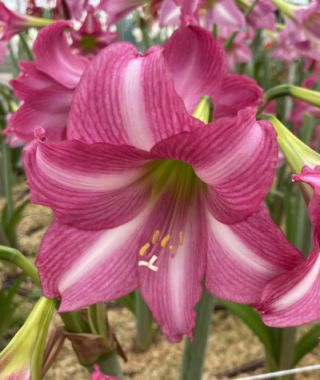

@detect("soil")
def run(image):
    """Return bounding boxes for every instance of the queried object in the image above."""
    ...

[1,190,320,380]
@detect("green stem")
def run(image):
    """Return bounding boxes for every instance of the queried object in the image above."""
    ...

[1,141,14,220]
[93,350,124,380]
[60,312,89,334]
[87,303,107,337]
[264,85,320,109]
[19,33,34,61]
[278,328,296,380]
[0,245,40,285]
[179,291,214,380]
[134,291,154,351]
[8,43,19,75]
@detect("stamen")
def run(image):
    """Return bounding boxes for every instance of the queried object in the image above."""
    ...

[151,230,161,244]
[160,234,171,247]
[169,245,176,253]
[139,242,151,256]
[179,231,184,246]
[138,255,159,272]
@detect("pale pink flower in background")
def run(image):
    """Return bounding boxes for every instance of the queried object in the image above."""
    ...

[70,5,117,55]
[0,2,32,40]
[98,0,146,24]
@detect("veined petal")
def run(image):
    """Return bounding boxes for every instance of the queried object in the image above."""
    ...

[138,191,206,341]
[6,98,70,143]
[68,43,201,148]
[163,25,225,114]
[24,139,153,229]
[292,166,320,246]
[37,217,146,311]
[152,108,278,224]
[259,251,320,326]
[205,205,303,304]
[33,21,88,89]
[214,74,263,119]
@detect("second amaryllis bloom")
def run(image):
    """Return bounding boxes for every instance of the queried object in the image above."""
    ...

[24,25,302,341]
[6,21,89,145]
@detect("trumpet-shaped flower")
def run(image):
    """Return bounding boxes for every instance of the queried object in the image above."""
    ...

[0,2,52,40]
[258,117,320,327]
[24,24,303,341]
[6,21,89,144]
[0,297,56,380]
[98,0,146,24]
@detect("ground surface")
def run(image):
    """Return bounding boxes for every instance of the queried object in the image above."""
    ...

[1,190,320,379]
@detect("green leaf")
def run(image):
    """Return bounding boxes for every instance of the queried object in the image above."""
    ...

[293,324,320,366]
[1,198,29,246]
[220,300,276,366]
[0,275,25,335]
[116,292,135,315]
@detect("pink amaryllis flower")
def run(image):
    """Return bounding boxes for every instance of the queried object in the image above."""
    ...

[6,21,88,145]
[70,6,117,55]
[98,0,146,24]
[0,2,52,40]
[24,25,302,341]
[159,0,245,31]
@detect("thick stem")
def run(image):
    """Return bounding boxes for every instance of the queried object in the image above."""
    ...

[1,142,14,223]
[278,328,297,380]
[134,291,154,351]
[19,33,34,61]
[179,291,214,380]
[0,245,40,285]
[94,350,124,380]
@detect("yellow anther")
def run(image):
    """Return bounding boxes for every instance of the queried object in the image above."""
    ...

[152,230,161,245]
[160,235,171,248]
[139,243,151,256]
[169,245,176,253]
[179,231,184,246]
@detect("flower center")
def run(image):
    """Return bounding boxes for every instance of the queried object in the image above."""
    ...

[137,96,211,272]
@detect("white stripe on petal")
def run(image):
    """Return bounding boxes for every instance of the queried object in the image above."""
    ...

[215,3,238,25]
[273,252,320,311]
[58,210,148,292]
[36,148,144,191]
[121,59,154,150]
[196,123,262,184]
[208,213,277,274]
[168,232,190,329]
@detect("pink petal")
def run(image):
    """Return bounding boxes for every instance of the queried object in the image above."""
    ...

[24,139,153,230]
[163,24,226,114]
[98,0,145,24]
[214,74,263,119]
[33,21,88,89]
[68,42,200,148]
[259,251,320,326]
[9,62,73,143]
[292,166,320,246]
[159,0,181,26]
[138,191,206,341]
[152,108,278,224]
[206,205,303,304]
[203,0,245,31]
[37,218,143,311]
